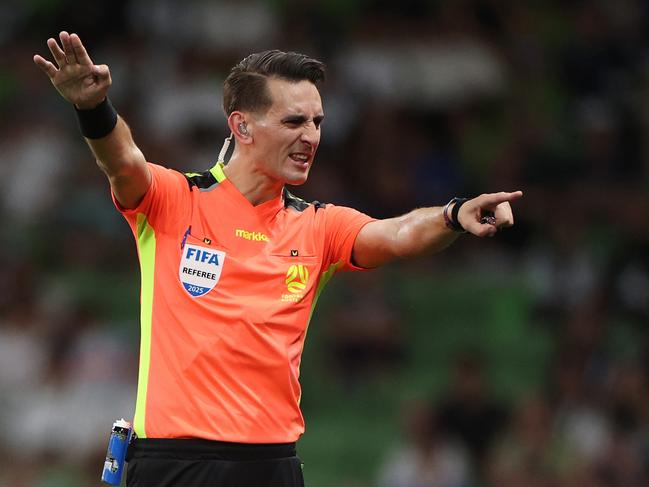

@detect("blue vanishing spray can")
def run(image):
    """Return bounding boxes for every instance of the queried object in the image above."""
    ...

[101,418,133,485]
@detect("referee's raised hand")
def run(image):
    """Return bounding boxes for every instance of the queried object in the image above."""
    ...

[33,31,111,110]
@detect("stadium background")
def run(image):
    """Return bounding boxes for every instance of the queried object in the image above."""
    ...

[1,0,648,485]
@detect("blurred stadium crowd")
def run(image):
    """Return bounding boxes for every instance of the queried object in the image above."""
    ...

[1,0,648,486]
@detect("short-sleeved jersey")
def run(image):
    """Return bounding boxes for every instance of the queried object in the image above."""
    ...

[115,162,374,443]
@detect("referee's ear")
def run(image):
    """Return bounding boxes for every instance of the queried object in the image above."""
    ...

[228,111,253,145]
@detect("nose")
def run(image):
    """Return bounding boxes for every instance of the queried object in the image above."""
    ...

[300,122,320,149]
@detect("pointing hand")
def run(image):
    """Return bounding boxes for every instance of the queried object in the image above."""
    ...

[458,191,524,237]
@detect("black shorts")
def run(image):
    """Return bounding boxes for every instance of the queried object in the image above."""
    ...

[125,438,305,487]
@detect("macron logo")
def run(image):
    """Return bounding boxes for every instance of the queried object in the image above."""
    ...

[235,229,269,242]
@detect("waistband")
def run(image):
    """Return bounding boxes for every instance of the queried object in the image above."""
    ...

[127,438,297,461]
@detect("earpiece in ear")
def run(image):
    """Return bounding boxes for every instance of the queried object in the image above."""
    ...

[238,122,248,136]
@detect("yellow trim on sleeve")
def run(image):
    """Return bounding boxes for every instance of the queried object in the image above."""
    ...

[307,260,343,325]
[133,213,156,438]
[297,260,344,405]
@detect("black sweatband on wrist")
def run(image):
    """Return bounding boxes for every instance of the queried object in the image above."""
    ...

[443,197,468,232]
[74,97,118,139]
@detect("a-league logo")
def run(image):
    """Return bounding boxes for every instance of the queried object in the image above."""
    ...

[285,264,309,294]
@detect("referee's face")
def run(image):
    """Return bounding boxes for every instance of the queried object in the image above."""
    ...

[250,78,324,185]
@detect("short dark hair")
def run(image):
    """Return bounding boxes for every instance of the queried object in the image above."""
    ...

[223,50,325,116]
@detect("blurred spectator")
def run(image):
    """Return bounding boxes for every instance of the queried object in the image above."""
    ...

[127,0,278,54]
[437,350,508,476]
[326,271,406,392]
[549,351,612,466]
[377,399,472,487]
[487,394,583,487]
[4,302,136,463]
[336,13,506,109]
[0,273,48,412]
[596,360,649,486]
[0,123,72,223]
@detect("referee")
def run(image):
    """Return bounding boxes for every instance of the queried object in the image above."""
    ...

[34,31,522,487]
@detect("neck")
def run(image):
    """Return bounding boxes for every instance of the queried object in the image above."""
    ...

[222,154,284,206]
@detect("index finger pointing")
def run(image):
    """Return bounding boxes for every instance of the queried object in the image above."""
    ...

[70,33,92,65]
[480,190,524,206]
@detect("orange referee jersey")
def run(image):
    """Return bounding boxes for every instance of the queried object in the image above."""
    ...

[114,162,374,443]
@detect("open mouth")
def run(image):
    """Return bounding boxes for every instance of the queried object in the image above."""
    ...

[289,152,311,166]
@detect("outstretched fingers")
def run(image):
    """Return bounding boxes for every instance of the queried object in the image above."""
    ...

[70,33,92,65]
[59,31,78,64]
[46,37,67,68]
[36,32,93,78]
[33,54,58,78]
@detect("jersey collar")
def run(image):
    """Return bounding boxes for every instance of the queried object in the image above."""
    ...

[211,161,285,216]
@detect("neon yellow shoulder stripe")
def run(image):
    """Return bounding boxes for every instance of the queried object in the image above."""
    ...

[133,213,156,438]
[186,162,227,183]
[210,161,227,183]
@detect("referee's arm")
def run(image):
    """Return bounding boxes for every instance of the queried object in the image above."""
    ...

[34,31,151,210]
[84,115,151,210]
[352,191,523,269]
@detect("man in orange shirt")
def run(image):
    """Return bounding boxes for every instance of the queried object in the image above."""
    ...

[34,31,522,487]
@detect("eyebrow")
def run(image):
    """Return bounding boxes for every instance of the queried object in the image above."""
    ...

[281,114,325,124]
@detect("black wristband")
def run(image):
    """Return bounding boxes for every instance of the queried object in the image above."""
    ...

[443,197,468,232]
[75,97,118,139]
